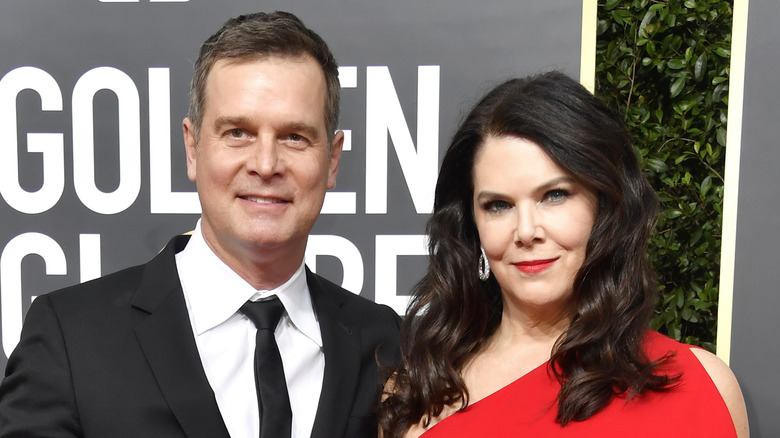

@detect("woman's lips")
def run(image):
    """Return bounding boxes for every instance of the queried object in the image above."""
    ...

[514,258,558,274]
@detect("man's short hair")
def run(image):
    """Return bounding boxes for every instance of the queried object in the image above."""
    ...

[188,11,340,143]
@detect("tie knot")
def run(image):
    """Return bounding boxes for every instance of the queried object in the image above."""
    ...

[240,296,285,330]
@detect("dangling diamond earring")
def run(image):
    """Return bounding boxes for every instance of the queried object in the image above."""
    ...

[478,247,491,281]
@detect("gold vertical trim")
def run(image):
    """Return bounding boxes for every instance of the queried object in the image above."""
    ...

[580,0,598,92]
[717,0,750,365]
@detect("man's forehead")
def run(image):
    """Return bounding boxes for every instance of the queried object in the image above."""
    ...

[208,54,323,79]
[200,56,329,132]
[203,55,326,104]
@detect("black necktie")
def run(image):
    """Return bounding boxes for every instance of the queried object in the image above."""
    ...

[240,297,292,438]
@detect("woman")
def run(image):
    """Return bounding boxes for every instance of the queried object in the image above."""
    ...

[379,72,748,437]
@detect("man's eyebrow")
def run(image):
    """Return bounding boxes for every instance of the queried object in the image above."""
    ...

[281,122,320,137]
[212,116,250,130]
[211,118,321,137]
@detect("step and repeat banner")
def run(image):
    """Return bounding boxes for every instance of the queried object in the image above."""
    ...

[0,1,587,368]
[723,0,780,435]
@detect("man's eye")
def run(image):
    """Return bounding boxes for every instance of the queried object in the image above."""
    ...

[282,133,310,149]
[229,129,244,138]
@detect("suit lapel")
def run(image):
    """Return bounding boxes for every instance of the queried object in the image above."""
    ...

[308,270,362,438]
[132,236,230,438]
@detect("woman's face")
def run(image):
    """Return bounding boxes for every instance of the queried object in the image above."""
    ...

[472,136,597,319]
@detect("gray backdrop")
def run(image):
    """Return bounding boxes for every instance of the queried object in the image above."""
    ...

[0,1,583,367]
[729,0,780,435]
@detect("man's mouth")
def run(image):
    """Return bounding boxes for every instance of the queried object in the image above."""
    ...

[240,196,287,204]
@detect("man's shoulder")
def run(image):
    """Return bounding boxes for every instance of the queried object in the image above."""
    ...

[307,270,401,370]
[307,270,401,326]
[43,260,146,307]
[43,235,185,309]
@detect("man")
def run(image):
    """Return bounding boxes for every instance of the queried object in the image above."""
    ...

[0,11,401,438]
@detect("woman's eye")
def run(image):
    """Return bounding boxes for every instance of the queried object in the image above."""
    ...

[545,189,569,203]
[484,200,511,213]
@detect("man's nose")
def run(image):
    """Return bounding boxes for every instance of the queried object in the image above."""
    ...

[247,137,283,178]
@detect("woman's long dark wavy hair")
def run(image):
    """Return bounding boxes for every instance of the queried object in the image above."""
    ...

[378,71,678,437]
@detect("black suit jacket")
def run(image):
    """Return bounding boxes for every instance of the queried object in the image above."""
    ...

[0,235,401,438]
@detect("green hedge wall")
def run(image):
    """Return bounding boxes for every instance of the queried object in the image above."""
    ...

[595,0,733,351]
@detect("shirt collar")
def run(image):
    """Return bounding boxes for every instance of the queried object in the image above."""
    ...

[177,220,322,347]
[249,263,322,348]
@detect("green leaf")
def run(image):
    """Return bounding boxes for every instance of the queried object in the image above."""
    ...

[694,52,707,81]
[716,127,727,146]
[639,9,657,38]
[670,74,687,98]
[700,176,712,196]
[649,3,667,17]
[668,59,686,69]
[690,228,703,245]
[645,157,669,173]
[667,210,684,219]
[714,47,730,58]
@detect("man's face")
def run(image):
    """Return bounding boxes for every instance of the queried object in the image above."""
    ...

[183,56,342,282]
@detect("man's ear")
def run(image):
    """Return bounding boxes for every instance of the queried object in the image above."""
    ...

[327,130,344,189]
[183,117,198,182]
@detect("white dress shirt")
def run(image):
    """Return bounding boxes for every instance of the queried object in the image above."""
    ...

[175,220,324,438]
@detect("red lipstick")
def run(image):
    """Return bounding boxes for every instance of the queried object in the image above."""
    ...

[514,258,558,274]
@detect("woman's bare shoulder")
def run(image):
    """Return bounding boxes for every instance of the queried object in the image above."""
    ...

[690,348,749,438]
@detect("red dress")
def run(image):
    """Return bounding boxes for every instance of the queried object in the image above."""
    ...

[421,331,736,437]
